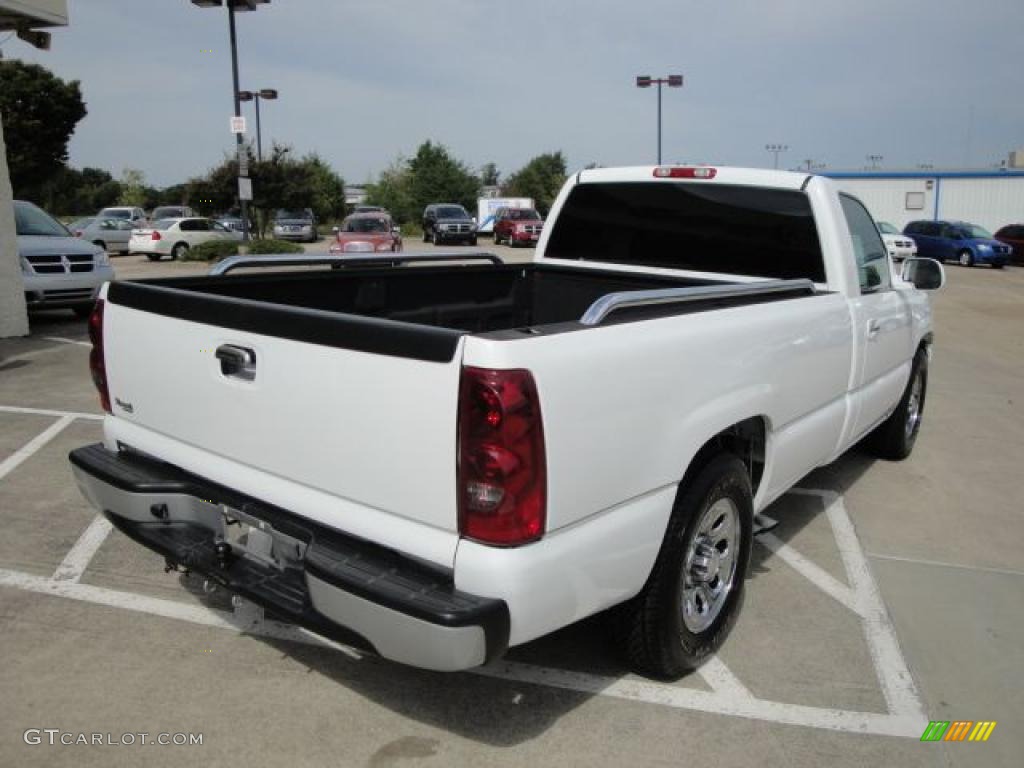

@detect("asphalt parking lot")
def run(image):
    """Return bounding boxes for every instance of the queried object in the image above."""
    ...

[0,254,1020,767]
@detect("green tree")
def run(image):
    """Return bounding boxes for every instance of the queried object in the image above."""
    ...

[365,158,415,224]
[479,162,500,187]
[302,152,346,223]
[0,60,87,199]
[503,151,568,215]
[118,168,147,207]
[407,140,480,216]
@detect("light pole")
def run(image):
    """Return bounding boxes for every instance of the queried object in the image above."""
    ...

[190,0,270,242]
[866,154,883,170]
[765,143,788,170]
[238,88,278,162]
[636,74,683,165]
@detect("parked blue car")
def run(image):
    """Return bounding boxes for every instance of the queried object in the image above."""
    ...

[903,220,1010,268]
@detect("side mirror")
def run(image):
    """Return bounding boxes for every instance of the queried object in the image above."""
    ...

[392,226,401,235]
[901,257,945,291]
[331,226,339,234]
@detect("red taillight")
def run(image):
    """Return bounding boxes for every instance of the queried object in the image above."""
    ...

[88,300,111,413]
[653,166,717,179]
[151,231,161,241]
[458,367,546,546]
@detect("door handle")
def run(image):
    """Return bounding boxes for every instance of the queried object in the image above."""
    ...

[215,344,256,381]
[866,319,882,341]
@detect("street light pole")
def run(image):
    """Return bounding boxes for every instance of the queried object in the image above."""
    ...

[192,1,271,241]
[636,74,683,165]
[238,88,277,162]
[226,3,249,241]
[765,143,788,170]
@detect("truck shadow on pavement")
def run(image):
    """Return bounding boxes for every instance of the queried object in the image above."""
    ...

[210,446,882,747]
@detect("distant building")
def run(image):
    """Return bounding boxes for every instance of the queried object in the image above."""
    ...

[344,185,368,207]
[1,0,69,338]
[822,168,1024,233]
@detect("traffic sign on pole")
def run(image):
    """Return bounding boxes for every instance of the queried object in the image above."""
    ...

[230,116,246,134]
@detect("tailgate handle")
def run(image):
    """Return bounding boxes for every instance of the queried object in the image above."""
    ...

[215,344,256,381]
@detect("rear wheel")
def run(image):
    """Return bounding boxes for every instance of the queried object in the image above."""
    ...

[611,453,752,679]
[868,349,928,460]
[432,230,442,246]
[470,235,477,246]
[146,253,162,262]
[992,262,1004,270]
[171,242,188,261]
[423,228,431,243]
[958,249,974,267]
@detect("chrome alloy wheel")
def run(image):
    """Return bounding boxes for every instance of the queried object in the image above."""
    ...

[682,497,740,633]
[905,369,923,440]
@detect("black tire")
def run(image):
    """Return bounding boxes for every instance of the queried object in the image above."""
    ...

[470,236,477,246]
[146,253,162,262]
[958,249,974,267]
[867,349,928,460]
[432,230,442,246]
[171,242,188,261]
[72,304,93,319]
[610,453,753,679]
[494,231,502,245]
[422,227,431,243]
[991,262,1004,270]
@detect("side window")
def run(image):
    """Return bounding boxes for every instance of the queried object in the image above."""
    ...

[179,220,197,232]
[193,219,210,231]
[922,222,940,236]
[840,195,891,294]
[904,222,920,235]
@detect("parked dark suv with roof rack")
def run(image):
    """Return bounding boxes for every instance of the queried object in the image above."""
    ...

[422,204,477,246]
[903,220,1010,268]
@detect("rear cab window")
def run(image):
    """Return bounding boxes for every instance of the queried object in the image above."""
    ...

[543,181,826,281]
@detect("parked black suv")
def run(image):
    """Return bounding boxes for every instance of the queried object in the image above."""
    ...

[422,204,477,246]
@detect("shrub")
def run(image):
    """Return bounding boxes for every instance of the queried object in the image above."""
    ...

[247,238,304,255]
[183,239,239,261]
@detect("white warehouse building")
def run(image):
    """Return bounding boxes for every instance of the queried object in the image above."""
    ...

[822,170,1024,235]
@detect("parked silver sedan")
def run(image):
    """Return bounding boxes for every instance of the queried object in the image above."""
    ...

[75,216,135,254]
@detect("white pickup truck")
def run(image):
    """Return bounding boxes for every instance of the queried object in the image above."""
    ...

[70,166,945,678]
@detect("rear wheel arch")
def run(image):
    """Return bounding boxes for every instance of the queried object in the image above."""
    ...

[679,416,768,502]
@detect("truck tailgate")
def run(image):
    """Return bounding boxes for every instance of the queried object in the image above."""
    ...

[101,285,465,568]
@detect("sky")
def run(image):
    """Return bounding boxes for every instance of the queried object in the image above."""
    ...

[3,0,1022,188]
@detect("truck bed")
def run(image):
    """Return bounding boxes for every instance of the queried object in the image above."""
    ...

[107,261,816,361]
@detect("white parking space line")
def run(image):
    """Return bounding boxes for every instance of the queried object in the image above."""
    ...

[0,405,103,421]
[42,336,91,348]
[0,415,76,482]
[825,496,925,719]
[53,515,114,583]
[476,661,926,738]
[0,566,925,739]
[0,475,928,738]
[698,655,753,699]
[755,531,864,617]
